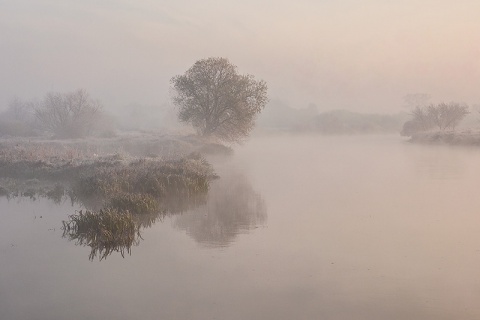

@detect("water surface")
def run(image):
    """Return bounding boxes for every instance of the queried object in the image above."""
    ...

[2,135,480,319]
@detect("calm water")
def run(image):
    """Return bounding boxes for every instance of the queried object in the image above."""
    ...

[2,135,480,320]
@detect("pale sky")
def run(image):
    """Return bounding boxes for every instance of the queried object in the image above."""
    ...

[1,0,480,113]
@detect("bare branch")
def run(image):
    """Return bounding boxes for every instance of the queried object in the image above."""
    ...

[34,89,103,138]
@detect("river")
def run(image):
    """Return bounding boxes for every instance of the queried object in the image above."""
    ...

[1,134,480,319]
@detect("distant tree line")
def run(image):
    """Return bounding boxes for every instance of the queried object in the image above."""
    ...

[257,101,408,134]
[256,100,470,136]
[315,110,407,134]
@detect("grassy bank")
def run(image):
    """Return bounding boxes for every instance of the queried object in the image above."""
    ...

[409,131,480,146]
[0,132,223,196]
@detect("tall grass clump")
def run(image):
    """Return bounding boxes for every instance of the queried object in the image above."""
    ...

[62,208,140,261]
[109,193,159,215]
[74,153,216,212]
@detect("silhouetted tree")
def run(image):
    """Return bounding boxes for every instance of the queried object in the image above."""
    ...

[171,57,268,143]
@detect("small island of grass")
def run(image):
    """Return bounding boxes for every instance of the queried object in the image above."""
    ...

[0,133,225,260]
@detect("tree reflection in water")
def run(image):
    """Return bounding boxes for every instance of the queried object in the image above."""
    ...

[62,171,266,258]
[173,172,267,247]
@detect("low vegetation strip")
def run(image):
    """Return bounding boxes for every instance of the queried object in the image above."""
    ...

[0,152,216,211]
[74,154,216,211]
[409,131,480,146]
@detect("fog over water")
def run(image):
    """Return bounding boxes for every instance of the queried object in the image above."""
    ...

[2,1,480,112]
[2,135,480,319]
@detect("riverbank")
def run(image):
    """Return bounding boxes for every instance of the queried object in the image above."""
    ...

[0,132,226,205]
[409,130,480,146]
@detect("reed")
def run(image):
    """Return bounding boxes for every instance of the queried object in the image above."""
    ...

[62,208,140,261]
[109,193,159,215]
[74,153,215,203]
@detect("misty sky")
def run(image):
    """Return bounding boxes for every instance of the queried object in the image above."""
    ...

[1,0,480,113]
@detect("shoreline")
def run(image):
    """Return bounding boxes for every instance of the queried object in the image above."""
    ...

[409,131,480,146]
[0,132,229,205]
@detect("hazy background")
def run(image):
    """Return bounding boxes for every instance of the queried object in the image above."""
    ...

[1,0,480,114]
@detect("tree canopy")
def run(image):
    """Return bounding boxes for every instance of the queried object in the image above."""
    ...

[171,57,268,143]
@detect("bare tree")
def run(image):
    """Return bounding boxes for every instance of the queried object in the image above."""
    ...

[170,57,268,143]
[35,89,102,138]
[426,102,469,131]
[411,106,435,131]
[402,102,469,136]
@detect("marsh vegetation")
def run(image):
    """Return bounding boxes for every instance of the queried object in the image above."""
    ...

[62,208,140,261]
[0,134,224,260]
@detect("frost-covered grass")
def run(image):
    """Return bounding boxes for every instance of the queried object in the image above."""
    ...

[75,154,213,198]
[74,153,215,213]
[0,131,232,161]
[0,133,219,194]
[0,152,216,212]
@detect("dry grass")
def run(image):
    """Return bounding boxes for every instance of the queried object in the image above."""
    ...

[74,153,215,212]
[62,208,140,261]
